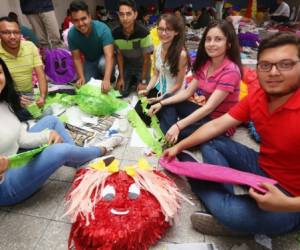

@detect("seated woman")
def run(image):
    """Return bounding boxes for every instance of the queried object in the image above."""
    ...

[190,8,211,29]
[135,13,189,125]
[149,20,242,145]
[0,58,122,206]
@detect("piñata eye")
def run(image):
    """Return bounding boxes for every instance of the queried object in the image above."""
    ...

[101,185,116,201]
[128,183,140,199]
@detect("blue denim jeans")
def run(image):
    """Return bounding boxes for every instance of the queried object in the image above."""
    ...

[159,100,210,141]
[84,55,106,82]
[0,116,101,206]
[178,136,300,235]
[121,59,150,97]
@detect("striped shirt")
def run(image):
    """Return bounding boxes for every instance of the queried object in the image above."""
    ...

[0,40,43,92]
[193,57,241,120]
[113,22,153,64]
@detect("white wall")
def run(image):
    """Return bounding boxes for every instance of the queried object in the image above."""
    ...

[0,0,104,28]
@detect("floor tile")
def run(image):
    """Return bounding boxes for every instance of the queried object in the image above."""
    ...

[272,233,300,250]
[0,213,49,250]
[35,221,70,250]
[204,236,264,250]
[121,147,158,166]
[52,200,72,223]
[163,193,204,243]
[0,210,8,219]
[49,166,77,183]
[10,180,70,219]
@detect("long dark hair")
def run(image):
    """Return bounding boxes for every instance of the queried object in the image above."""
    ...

[157,13,189,77]
[192,20,242,76]
[0,57,22,115]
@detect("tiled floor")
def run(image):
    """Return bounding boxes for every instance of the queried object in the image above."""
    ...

[0,125,299,250]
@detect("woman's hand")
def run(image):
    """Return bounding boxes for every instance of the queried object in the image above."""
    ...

[138,89,149,96]
[165,124,180,144]
[148,103,162,116]
[249,183,293,212]
[162,145,180,161]
[0,156,8,176]
[48,131,63,145]
[148,95,163,104]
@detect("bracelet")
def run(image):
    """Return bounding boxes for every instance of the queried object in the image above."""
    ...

[175,122,181,131]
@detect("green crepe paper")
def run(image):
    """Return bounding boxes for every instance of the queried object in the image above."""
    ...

[140,97,167,146]
[8,144,48,169]
[75,85,127,116]
[44,93,76,109]
[127,109,163,156]
[26,103,42,118]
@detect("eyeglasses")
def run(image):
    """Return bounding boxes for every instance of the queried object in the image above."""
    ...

[0,30,21,36]
[157,27,174,34]
[257,60,300,72]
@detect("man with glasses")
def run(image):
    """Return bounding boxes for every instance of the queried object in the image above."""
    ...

[0,16,47,116]
[67,0,114,93]
[112,0,153,97]
[163,32,300,236]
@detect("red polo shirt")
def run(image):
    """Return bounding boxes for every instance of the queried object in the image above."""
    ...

[229,87,300,196]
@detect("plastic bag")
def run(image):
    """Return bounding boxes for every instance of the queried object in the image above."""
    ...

[75,85,127,116]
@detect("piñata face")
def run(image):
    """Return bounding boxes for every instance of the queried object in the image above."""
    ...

[70,170,170,250]
[44,48,76,84]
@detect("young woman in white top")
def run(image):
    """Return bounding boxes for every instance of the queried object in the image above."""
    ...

[135,13,189,125]
[0,58,122,206]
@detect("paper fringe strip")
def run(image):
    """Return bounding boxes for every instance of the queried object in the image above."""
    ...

[159,157,277,193]
[8,144,48,169]
[140,96,166,144]
[127,109,163,155]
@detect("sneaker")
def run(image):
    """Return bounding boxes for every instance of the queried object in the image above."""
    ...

[96,134,124,151]
[190,211,248,237]
[84,133,103,147]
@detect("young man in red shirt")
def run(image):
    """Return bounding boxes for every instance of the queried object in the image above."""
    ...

[163,32,300,236]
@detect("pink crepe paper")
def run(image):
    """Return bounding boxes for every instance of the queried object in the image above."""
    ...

[159,157,277,193]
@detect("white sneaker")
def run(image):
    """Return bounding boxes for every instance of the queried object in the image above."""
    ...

[84,133,103,147]
[96,134,124,151]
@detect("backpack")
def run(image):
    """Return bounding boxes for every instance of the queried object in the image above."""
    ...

[44,48,76,85]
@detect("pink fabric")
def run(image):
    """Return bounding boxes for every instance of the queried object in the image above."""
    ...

[159,157,277,193]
